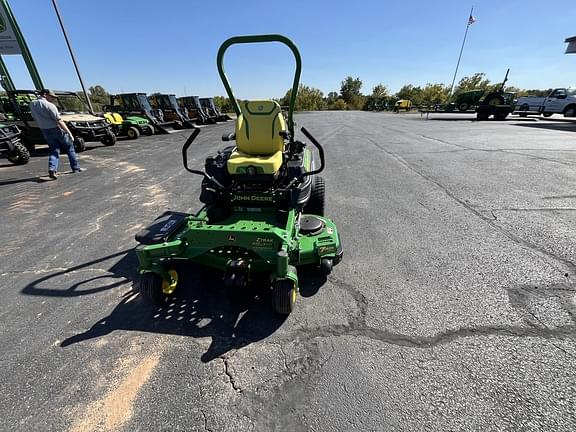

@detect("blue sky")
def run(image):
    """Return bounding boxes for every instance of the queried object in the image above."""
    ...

[5,0,576,99]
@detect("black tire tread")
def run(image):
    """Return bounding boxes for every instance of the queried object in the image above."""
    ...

[7,141,30,165]
[305,176,325,216]
[272,279,295,315]
[139,273,165,305]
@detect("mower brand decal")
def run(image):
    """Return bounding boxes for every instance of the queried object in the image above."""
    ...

[160,219,177,232]
[319,245,336,254]
[252,237,274,249]
[228,235,236,242]
[232,194,274,202]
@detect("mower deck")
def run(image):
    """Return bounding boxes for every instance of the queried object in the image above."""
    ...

[136,209,341,276]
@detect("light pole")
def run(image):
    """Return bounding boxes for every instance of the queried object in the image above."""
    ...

[50,0,94,113]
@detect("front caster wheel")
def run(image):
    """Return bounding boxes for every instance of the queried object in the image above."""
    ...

[272,279,297,315]
[321,258,333,276]
[139,269,178,305]
[139,272,165,305]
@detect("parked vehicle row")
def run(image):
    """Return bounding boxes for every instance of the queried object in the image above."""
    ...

[0,89,232,164]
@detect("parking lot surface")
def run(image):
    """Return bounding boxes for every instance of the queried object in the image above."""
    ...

[2,112,576,431]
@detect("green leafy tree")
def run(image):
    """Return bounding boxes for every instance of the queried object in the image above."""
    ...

[213,96,233,113]
[395,84,423,106]
[340,76,363,104]
[420,83,451,106]
[327,98,348,110]
[281,84,325,111]
[326,91,339,105]
[371,84,389,98]
[522,88,553,97]
[453,73,491,96]
[87,85,109,111]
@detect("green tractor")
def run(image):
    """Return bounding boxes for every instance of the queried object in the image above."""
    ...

[452,69,515,116]
[133,35,342,315]
[0,124,29,165]
[103,112,154,139]
[475,69,516,121]
[103,93,183,134]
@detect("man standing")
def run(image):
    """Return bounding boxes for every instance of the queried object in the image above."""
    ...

[29,89,83,179]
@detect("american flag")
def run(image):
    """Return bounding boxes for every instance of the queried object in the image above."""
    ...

[468,14,476,25]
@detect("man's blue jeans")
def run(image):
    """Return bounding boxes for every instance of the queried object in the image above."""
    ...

[42,128,80,172]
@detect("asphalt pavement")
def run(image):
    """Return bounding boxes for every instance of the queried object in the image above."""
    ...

[2,112,576,431]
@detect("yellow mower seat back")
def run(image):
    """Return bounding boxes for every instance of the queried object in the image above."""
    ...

[227,100,286,175]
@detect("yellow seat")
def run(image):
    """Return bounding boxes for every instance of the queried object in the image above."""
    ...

[227,100,286,175]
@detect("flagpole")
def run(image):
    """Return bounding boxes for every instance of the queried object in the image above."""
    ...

[449,6,474,95]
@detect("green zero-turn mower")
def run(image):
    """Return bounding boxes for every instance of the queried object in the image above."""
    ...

[134,34,343,315]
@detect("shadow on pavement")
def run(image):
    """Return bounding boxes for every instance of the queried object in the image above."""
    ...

[0,176,45,185]
[53,260,326,362]
[514,122,576,133]
[21,249,138,298]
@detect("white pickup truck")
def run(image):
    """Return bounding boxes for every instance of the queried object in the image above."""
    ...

[515,88,576,117]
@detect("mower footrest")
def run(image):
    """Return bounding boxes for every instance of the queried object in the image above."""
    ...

[135,211,188,245]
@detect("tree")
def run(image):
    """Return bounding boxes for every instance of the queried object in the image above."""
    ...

[327,98,348,110]
[326,91,339,105]
[280,84,325,111]
[340,76,363,104]
[371,84,389,98]
[213,96,233,113]
[88,85,109,111]
[395,84,423,106]
[453,73,491,96]
[420,83,451,106]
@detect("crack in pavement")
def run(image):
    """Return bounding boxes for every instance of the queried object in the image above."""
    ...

[221,356,242,393]
[381,126,576,167]
[359,133,576,276]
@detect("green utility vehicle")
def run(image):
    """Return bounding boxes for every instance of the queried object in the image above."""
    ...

[134,35,342,315]
[103,93,183,134]
[103,112,154,139]
[1,90,115,152]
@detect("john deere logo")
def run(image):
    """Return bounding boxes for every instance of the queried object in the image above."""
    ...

[0,15,6,33]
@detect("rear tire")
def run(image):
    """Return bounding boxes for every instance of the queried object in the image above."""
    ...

[485,95,504,106]
[7,141,30,165]
[145,125,155,136]
[272,279,297,315]
[127,127,140,140]
[563,105,576,117]
[73,136,86,153]
[304,176,325,216]
[139,272,165,305]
